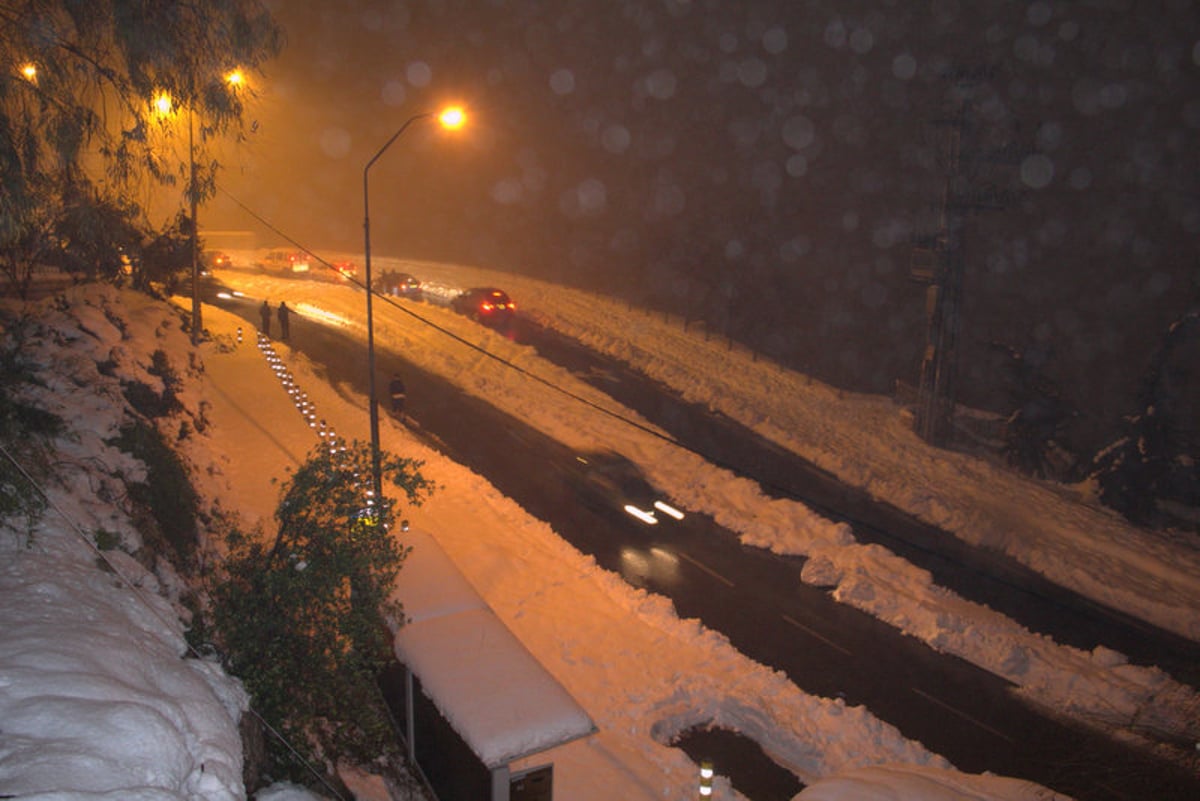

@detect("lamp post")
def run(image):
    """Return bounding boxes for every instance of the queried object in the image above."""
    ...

[153,92,190,328]
[155,70,245,345]
[188,99,200,344]
[362,106,465,514]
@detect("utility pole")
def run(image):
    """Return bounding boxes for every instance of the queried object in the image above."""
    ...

[911,73,1022,446]
[912,98,968,445]
[189,102,201,345]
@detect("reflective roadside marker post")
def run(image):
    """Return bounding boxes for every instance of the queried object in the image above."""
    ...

[236,326,242,346]
[699,759,713,798]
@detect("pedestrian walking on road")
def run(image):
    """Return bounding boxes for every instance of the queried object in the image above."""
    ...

[388,373,407,415]
[277,302,291,341]
[259,300,272,337]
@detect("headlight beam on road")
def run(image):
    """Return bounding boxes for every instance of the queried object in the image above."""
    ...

[653,500,684,520]
[623,504,658,525]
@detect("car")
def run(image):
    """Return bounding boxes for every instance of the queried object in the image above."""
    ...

[451,287,516,326]
[332,260,357,280]
[204,250,232,271]
[562,450,686,526]
[257,249,311,274]
[374,270,422,298]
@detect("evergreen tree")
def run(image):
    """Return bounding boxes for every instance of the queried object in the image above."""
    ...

[211,440,435,786]
[1090,311,1200,529]
[989,341,1079,480]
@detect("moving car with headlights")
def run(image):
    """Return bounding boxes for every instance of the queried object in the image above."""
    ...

[257,249,311,275]
[564,450,686,526]
[375,270,422,299]
[451,287,516,326]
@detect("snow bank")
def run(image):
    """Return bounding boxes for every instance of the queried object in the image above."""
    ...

[0,286,248,801]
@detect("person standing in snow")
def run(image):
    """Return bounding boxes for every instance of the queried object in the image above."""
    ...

[259,300,271,337]
[388,373,406,416]
[277,302,291,341]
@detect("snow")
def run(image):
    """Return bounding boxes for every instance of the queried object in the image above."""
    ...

[392,528,596,768]
[1,268,1196,801]
[0,287,248,801]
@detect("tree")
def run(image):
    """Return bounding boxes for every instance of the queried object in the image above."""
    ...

[210,440,436,787]
[1089,311,1200,529]
[0,1,282,292]
[0,171,58,298]
[988,341,1079,480]
[136,211,192,294]
[0,313,62,529]
[51,185,144,281]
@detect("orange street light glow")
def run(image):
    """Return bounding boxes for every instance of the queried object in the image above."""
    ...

[20,63,37,83]
[438,106,466,130]
[153,91,173,116]
[225,69,244,87]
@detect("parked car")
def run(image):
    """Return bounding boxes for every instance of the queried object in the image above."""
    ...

[374,270,422,299]
[451,287,516,326]
[257,249,311,274]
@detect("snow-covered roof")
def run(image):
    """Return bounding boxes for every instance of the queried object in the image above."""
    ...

[391,529,596,769]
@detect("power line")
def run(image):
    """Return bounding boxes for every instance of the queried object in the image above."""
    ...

[217,184,684,450]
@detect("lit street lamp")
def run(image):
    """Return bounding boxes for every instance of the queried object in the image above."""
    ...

[154,70,245,345]
[362,106,465,514]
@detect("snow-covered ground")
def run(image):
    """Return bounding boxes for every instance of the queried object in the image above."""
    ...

[1,262,1196,800]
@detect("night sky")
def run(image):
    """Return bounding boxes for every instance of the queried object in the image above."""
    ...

[200,0,1200,448]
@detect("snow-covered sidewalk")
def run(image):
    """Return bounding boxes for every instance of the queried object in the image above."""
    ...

[202,330,318,526]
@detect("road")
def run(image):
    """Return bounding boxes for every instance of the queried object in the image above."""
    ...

[511,319,1200,689]
[204,279,1200,801]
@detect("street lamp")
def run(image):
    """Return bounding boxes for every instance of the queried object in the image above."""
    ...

[187,92,199,345]
[153,91,173,117]
[362,105,466,515]
[190,69,246,345]
[153,70,246,345]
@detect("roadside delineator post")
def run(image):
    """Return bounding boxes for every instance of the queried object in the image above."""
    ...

[699,759,714,797]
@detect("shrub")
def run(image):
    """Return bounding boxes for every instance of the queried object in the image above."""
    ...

[210,440,435,785]
[121,349,183,419]
[109,420,199,564]
[93,528,122,550]
[0,316,63,529]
